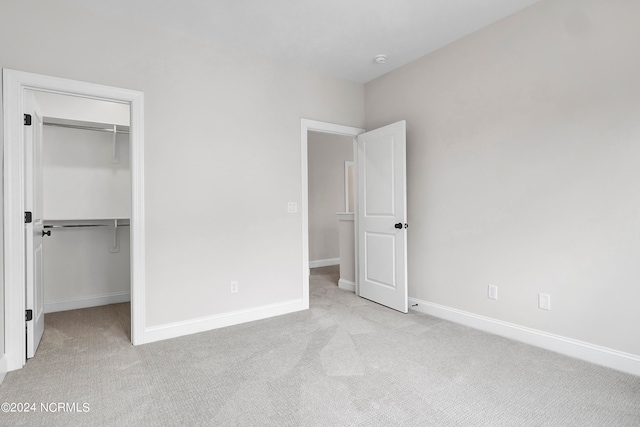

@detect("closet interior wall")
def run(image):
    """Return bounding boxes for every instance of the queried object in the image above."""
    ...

[36,92,132,313]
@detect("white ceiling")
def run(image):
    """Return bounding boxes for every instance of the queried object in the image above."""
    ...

[64,0,541,83]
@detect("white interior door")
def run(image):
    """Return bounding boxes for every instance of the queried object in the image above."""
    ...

[357,120,407,313]
[25,91,45,358]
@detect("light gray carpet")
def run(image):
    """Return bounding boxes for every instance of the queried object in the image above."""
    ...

[1,266,639,426]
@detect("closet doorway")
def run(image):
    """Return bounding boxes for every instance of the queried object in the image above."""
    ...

[35,91,131,354]
[3,69,146,372]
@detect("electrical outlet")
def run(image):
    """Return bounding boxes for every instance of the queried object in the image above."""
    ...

[287,202,297,213]
[488,284,498,300]
[231,281,238,294]
[538,293,550,310]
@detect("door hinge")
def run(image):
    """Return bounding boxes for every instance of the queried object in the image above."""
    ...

[25,211,33,223]
[26,309,33,321]
[24,114,32,126]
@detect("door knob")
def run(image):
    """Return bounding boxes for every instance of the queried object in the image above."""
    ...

[42,230,51,237]
[395,223,402,229]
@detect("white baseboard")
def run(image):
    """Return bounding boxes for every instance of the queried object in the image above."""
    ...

[409,297,640,377]
[309,258,340,268]
[143,298,307,344]
[0,355,7,385]
[44,291,131,314]
[338,278,355,292]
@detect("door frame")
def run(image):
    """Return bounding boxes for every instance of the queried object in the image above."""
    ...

[300,119,365,304]
[3,69,146,371]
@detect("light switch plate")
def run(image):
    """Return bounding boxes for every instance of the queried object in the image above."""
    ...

[539,293,551,310]
[488,284,498,300]
[288,202,297,213]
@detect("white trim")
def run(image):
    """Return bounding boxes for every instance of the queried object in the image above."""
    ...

[3,69,146,372]
[338,279,355,292]
[409,297,640,377]
[44,292,131,314]
[301,119,365,305]
[352,138,359,295]
[144,298,306,344]
[309,258,340,268]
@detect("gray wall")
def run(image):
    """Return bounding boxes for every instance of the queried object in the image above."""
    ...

[308,131,353,263]
[365,0,640,356]
[0,0,364,332]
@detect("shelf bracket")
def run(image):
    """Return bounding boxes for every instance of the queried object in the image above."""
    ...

[111,125,119,164]
[110,219,120,253]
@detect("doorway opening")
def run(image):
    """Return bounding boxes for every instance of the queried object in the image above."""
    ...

[2,69,146,372]
[301,119,409,314]
[35,91,132,356]
[307,130,355,290]
[300,119,365,307]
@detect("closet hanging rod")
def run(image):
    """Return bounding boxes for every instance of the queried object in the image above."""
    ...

[43,122,130,134]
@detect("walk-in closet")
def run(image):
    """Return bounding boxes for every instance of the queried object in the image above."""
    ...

[34,92,131,319]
